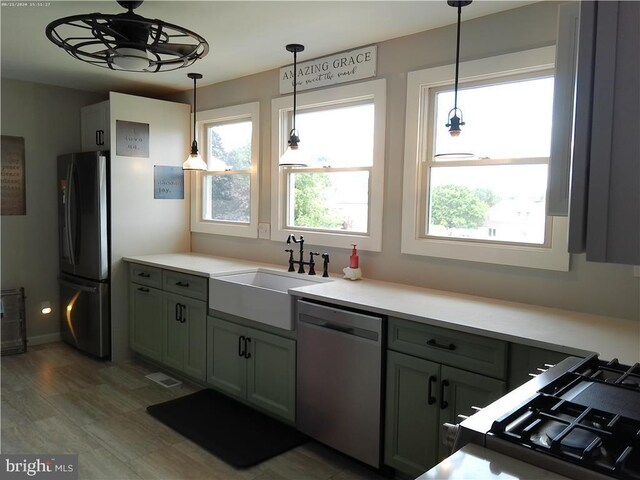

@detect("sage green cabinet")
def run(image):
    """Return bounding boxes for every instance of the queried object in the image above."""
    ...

[385,350,506,478]
[162,292,207,381]
[385,350,440,477]
[207,316,296,423]
[129,283,163,361]
[508,343,569,390]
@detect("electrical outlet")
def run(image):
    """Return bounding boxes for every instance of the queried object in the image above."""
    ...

[258,223,270,239]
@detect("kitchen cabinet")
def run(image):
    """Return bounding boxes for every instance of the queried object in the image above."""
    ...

[128,264,207,382]
[568,0,640,264]
[162,292,207,381]
[508,343,569,390]
[81,101,110,151]
[207,316,296,423]
[385,318,506,477]
[129,264,163,361]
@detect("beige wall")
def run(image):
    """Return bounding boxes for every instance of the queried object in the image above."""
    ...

[168,2,639,321]
[1,79,105,343]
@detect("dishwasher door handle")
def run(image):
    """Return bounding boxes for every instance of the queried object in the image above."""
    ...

[319,321,355,335]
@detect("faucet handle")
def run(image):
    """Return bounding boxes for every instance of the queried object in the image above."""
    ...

[308,252,320,275]
[321,253,330,277]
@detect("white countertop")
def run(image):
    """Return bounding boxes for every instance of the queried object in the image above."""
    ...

[416,444,570,480]
[124,253,640,363]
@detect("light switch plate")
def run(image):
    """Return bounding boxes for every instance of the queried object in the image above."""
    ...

[258,223,270,239]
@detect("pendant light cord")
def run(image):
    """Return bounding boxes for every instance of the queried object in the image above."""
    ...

[193,75,197,144]
[292,50,298,133]
[453,2,462,112]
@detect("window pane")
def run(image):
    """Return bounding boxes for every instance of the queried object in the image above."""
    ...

[427,165,547,244]
[434,77,554,160]
[207,121,252,170]
[294,103,374,167]
[288,171,369,233]
[204,174,250,223]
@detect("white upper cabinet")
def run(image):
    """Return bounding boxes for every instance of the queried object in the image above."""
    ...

[81,100,110,151]
[568,0,639,265]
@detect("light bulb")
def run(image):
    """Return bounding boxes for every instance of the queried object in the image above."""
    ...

[112,47,150,71]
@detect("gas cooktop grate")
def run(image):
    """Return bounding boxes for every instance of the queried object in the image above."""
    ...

[490,356,640,480]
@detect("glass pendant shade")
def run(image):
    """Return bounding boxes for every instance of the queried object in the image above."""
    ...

[183,72,207,171]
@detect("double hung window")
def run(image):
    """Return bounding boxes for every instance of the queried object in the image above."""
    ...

[271,80,386,251]
[401,47,569,270]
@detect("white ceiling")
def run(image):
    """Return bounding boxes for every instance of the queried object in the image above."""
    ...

[1,1,533,97]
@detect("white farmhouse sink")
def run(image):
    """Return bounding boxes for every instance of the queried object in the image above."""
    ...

[209,269,331,330]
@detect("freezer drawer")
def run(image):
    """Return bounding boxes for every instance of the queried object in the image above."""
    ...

[59,274,110,358]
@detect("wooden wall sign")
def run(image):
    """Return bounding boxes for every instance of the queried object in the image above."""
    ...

[279,45,377,94]
[116,120,149,157]
[154,166,184,199]
[1,136,26,216]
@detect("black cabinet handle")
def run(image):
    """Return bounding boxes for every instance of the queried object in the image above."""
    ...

[175,303,181,322]
[175,281,189,288]
[440,379,450,410]
[244,337,252,359]
[138,272,151,278]
[95,130,100,146]
[179,304,186,323]
[427,339,456,351]
[428,375,437,405]
[137,287,150,293]
[238,335,246,357]
[97,130,105,145]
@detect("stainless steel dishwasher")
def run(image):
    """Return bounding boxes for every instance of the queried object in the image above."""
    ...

[296,299,384,468]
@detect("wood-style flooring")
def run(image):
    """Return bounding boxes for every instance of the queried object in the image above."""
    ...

[1,342,387,480]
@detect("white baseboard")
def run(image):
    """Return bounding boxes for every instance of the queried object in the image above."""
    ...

[28,332,61,346]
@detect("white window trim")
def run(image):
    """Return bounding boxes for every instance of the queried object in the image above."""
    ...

[270,79,386,251]
[191,101,260,238]
[401,46,570,271]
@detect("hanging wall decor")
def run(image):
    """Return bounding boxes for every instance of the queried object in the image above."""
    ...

[116,120,149,157]
[1,136,26,216]
[154,165,184,199]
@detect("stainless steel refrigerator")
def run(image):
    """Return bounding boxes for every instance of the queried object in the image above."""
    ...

[57,151,110,358]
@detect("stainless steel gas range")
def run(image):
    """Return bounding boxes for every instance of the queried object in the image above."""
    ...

[451,354,640,480]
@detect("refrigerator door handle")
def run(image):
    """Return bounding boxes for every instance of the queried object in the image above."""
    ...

[59,279,98,293]
[64,161,76,265]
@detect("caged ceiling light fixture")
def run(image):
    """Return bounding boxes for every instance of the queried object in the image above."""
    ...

[445,0,472,137]
[183,73,208,171]
[279,43,310,167]
[45,1,209,73]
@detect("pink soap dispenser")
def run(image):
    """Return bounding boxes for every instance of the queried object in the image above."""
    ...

[349,244,359,268]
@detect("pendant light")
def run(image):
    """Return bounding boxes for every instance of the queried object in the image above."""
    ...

[183,73,208,171]
[45,1,208,73]
[445,0,472,137]
[280,43,309,167]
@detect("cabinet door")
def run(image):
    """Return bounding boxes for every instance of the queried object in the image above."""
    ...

[508,344,569,390]
[246,327,296,423]
[81,102,109,151]
[206,317,246,399]
[181,296,207,382]
[129,283,163,361]
[384,350,440,478]
[162,294,185,373]
[438,365,506,459]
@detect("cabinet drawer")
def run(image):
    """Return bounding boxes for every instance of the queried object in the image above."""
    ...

[163,270,207,301]
[388,317,507,380]
[129,264,162,289]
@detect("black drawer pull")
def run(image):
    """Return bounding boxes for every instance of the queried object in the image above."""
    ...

[244,337,252,359]
[175,281,190,288]
[428,375,437,405]
[238,335,246,357]
[138,272,151,278]
[427,339,456,351]
[137,287,149,293]
[440,379,450,410]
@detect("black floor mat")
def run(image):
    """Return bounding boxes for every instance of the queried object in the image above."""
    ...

[146,389,306,468]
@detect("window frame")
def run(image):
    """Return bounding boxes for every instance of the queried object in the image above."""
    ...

[271,79,386,251]
[191,101,260,238]
[401,46,570,271]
